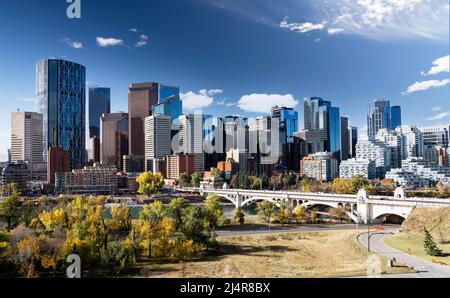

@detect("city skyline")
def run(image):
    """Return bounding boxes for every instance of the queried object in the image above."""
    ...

[0,0,449,161]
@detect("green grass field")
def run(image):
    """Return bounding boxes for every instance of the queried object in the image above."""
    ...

[385,232,450,266]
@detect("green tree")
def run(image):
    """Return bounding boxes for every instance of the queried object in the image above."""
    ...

[301,177,320,193]
[179,172,191,187]
[424,228,443,257]
[351,175,370,191]
[234,208,245,227]
[0,193,22,230]
[180,206,209,244]
[204,195,224,239]
[257,201,277,223]
[168,198,189,229]
[191,172,203,187]
[136,172,164,196]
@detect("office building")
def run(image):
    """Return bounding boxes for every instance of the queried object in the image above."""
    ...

[101,113,129,170]
[271,106,299,143]
[166,154,196,180]
[88,87,111,138]
[340,116,350,161]
[128,83,180,156]
[419,125,449,148]
[367,99,391,137]
[300,152,338,182]
[144,114,171,171]
[226,148,249,174]
[47,147,71,184]
[304,97,341,159]
[339,159,376,179]
[37,59,86,168]
[122,155,144,173]
[179,114,207,172]
[10,112,43,164]
[390,106,402,130]
[349,126,358,158]
[1,161,29,194]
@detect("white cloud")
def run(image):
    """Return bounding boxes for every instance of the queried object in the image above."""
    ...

[96,37,124,47]
[237,94,299,113]
[135,34,149,47]
[129,28,138,32]
[427,111,450,121]
[63,38,83,49]
[403,79,450,94]
[431,106,442,112]
[326,0,449,41]
[280,20,325,33]
[181,89,223,110]
[421,55,449,76]
[327,28,344,35]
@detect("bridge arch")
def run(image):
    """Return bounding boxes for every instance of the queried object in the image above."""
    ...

[241,197,282,208]
[373,213,406,224]
[302,202,358,223]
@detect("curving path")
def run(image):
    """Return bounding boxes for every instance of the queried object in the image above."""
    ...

[358,230,450,278]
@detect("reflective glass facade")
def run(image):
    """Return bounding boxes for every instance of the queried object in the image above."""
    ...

[89,87,111,138]
[368,99,391,137]
[328,107,341,160]
[271,106,299,143]
[152,84,182,125]
[37,59,86,168]
[390,106,402,130]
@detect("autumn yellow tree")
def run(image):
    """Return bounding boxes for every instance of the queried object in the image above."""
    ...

[136,172,165,196]
[332,178,355,194]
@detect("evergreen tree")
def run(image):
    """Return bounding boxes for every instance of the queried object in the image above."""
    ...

[423,228,443,257]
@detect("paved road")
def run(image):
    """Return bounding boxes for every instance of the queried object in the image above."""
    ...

[216,224,400,237]
[358,230,450,278]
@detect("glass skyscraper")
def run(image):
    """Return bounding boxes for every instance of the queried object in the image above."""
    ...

[271,106,299,143]
[304,97,340,159]
[37,59,86,168]
[367,99,391,137]
[390,106,402,130]
[89,87,111,138]
[152,84,182,125]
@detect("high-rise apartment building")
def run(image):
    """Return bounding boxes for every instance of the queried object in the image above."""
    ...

[101,113,129,170]
[88,87,111,138]
[37,59,86,168]
[300,152,338,182]
[10,112,43,164]
[165,154,196,180]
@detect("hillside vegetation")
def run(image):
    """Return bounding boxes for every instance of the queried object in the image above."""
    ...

[400,207,450,239]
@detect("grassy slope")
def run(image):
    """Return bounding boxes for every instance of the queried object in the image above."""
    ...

[384,207,450,267]
[135,230,411,278]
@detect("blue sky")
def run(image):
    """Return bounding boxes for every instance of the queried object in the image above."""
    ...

[0,0,449,161]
